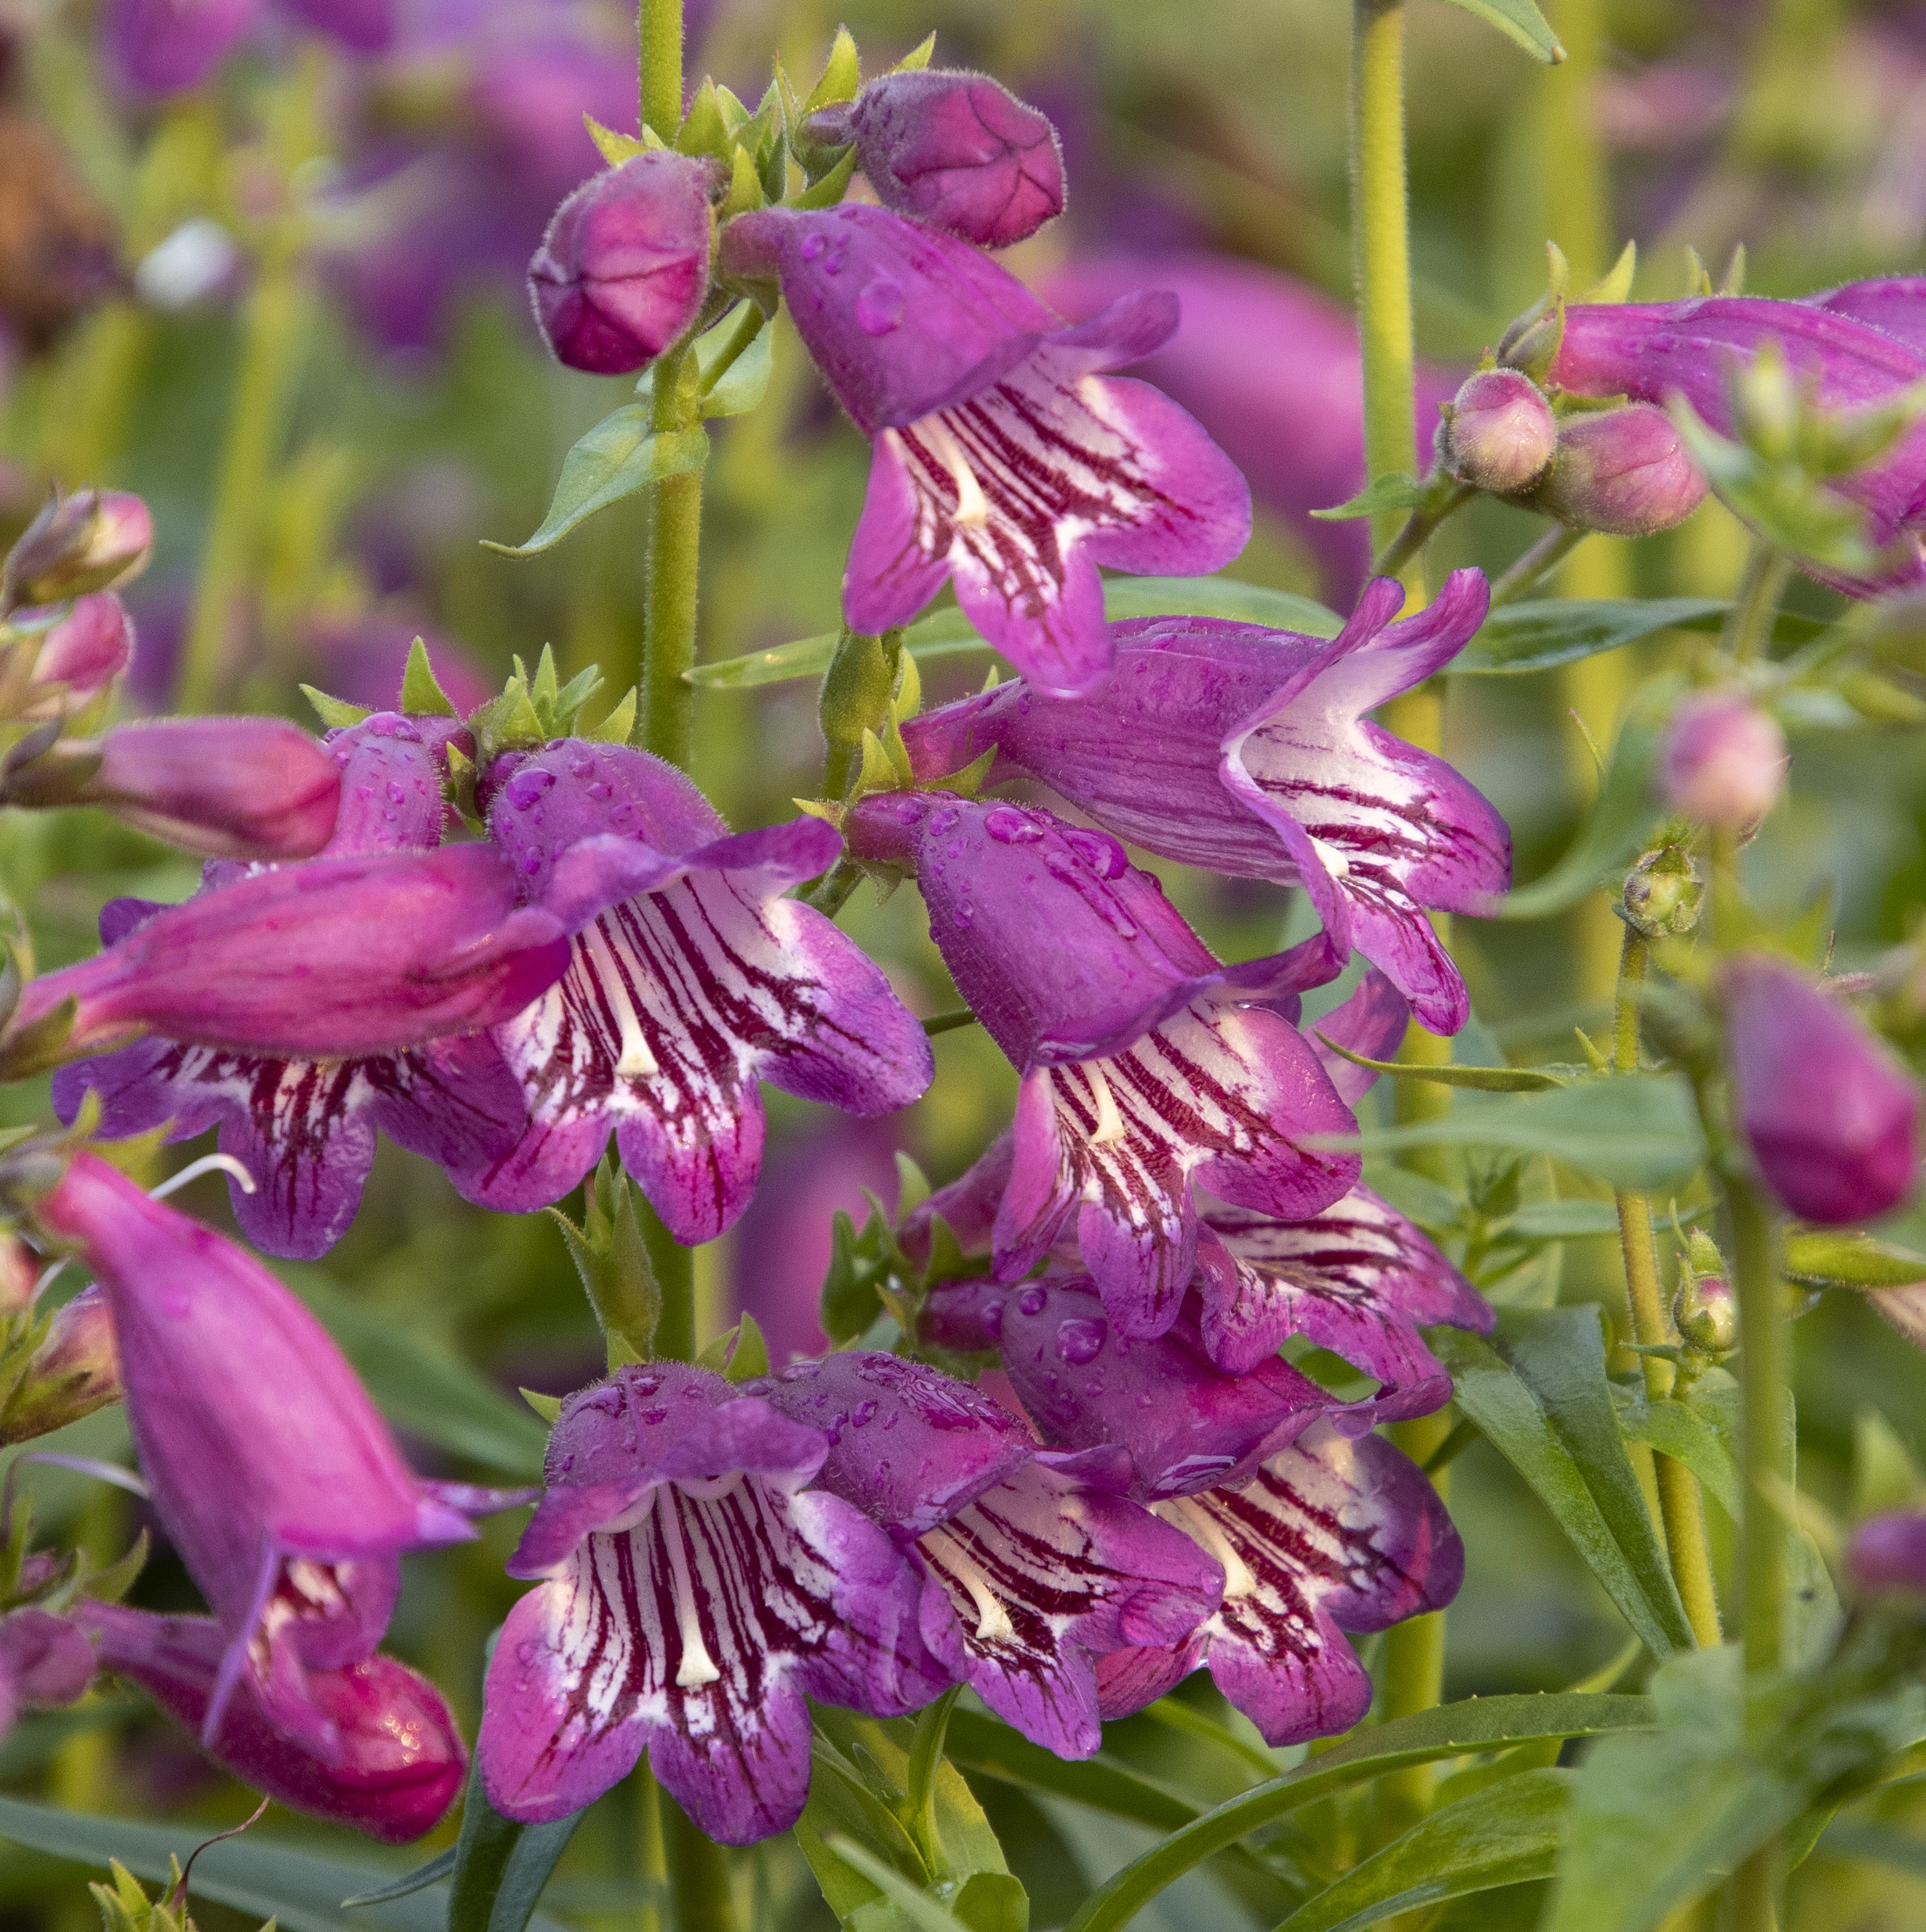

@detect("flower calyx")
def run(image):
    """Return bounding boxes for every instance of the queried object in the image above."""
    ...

[1619,843,1705,939]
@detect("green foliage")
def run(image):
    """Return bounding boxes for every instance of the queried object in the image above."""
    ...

[1433,0,1565,63]
[483,412,708,559]
[445,1759,583,1932]
[547,1154,660,1367]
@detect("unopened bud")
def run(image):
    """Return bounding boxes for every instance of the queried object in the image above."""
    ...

[1620,843,1704,938]
[1660,691,1787,827]
[527,153,715,376]
[0,1284,122,1443]
[832,70,1065,250]
[0,1236,38,1317]
[12,717,345,861]
[1527,404,1709,536]
[1673,1269,1738,1353]
[1,491,153,614]
[1439,369,1556,494]
[14,594,134,717]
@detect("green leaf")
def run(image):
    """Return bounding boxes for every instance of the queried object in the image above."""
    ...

[1617,1395,1740,1516]
[1506,1200,1623,1240]
[1435,0,1565,61]
[279,1266,550,1479]
[700,319,772,418]
[1783,1230,1926,1290]
[1432,1310,1695,1656]
[1313,1035,1566,1091]
[1311,473,1430,520]
[1493,674,1679,920]
[823,1839,971,1932]
[399,636,458,718]
[0,1795,497,1932]
[1449,599,1729,675]
[1326,1074,1705,1193]
[1063,1695,1652,1932]
[483,413,708,558]
[1818,1822,1926,1877]
[446,1759,583,1932]
[944,1710,1200,1833]
[1276,1769,1573,1932]
[340,1852,456,1908]
[686,578,1343,688]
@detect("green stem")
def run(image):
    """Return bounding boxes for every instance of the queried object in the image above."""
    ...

[905,1686,961,1879]
[639,0,684,138]
[1730,1172,1786,1688]
[177,245,312,711]
[663,1786,735,1932]
[1350,0,1422,591]
[804,856,864,918]
[643,1201,696,1362]
[1723,540,1792,667]
[1488,524,1587,606]
[642,342,705,768]
[698,305,765,398]
[1612,928,1722,1647]
[1371,482,1476,580]
[638,1761,668,1932]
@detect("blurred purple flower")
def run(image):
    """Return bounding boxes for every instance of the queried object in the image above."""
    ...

[0,1606,95,1741]
[102,0,390,95]
[479,1362,944,1844]
[720,204,1250,696]
[901,571,1507,1034]
[1044,255,1460,605]
[1660,690,1787,826]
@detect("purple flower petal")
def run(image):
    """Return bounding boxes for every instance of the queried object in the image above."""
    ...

[1098,1421,1462,1745]
[1197,1190,1490,1399]
[914,1459,1222,1760]
[1805,278,1926,356]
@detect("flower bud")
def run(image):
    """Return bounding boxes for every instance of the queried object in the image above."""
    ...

[1619,843,1703,938]
[0,1237,38,1318]
[0,1285,122,1444]
[828,70,1065,250]
[1,491,153,614]
[1725,953,1922,1225]
[1660,692,1787,828]
[1527,404,1708,536]
[2,718,343,862]
[1673,1269,1737,1355]
[527,153,714,376]
[1439,369,1556,494]
[16,595,134,717]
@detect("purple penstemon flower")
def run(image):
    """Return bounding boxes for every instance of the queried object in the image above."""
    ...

[478,1361,945,1845]
[900,571,1507,1035]
[1806,278,1926,356]
[1547,296,1926,595]
[846,790,1361,1339]
[923,1274,1461,1744]
[465,739,933,1244]
[718,203,1250,697]
[56,712,533,1259]
[78,1601,466,1843]
[752,1351,1222,1760]
[33,1153,520,1762]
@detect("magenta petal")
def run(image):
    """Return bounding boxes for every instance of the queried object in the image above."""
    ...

[1807,278,1926,356]
[845,434,957,637]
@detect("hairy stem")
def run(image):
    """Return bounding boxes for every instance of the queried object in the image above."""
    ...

[1350,0,1422,593]
[1374,1410,1453,1843]
[177,245,311,710]
[638,1762,668,1932]
[640,0,683,138]
[1723,540,1792,668]
[642,342,705,768]
[1371,482,1476,581]
[1612,928,1722,1646]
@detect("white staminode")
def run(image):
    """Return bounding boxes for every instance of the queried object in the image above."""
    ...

[650,1489,724,1689]
[584,919,659,1079]
[1084,1061,1127,1145]
[1156,1494,1256,1598]
[921,1521,1017,1645]
[914,418,992,528]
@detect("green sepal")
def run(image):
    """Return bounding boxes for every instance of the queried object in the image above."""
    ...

[299,684,372,730]
[399,635,459,718]
[1314,1034,1569,1091]
[717,142,766,219]
[794,147,858,210]
[695,1313,770,1381]
[892,33,935,72]
[800,26,861,118]
[584,115,648,164]
[520,1387,564,1425]
[585,688,638,744]
[675,78,734,161]
[547,1154,660,1365]
[1312,472,1429,521]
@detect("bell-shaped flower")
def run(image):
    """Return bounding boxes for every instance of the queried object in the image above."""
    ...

[719,203,1249,697]
[478,1362,944,1846]
[54,713,536,1258]
[11,836,569,1066]
[528,153,715,376]
[1097,1421,1462,1744]
[0,1606,96,1741]
[901,571,1506,1035]
[81,1601,465,1842]
[1724,953,1920,1225]
[33,1153,497,1761]
[819,70,1065,249]
[752,1351,1221,1760]
[467,740,932,1244]
[3,717,343,861]
[847,790,1360,1338]
[1549,296,1926,594]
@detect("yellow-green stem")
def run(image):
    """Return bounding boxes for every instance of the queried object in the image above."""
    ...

[638,1761,668,1932]
[177,247,312,711]
[1723,541,1792,668]
[1612,928,1722,1646]
[641,341,705,769]
[640,0,683,138]
[1374,1410,1452,1843]
[1350,0,1422,594]
[664,1786,735,1932]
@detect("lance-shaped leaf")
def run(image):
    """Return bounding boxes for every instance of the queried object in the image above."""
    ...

[1438,0,1564,61]
[447,1759,583,1932]
[1448,599,1727,675]
[1432,1310,1695,1657]
[1276,1768,1574,1932]
[484,414,709,558]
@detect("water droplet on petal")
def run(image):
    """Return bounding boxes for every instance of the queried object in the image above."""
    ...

[929,807,959,836]
[1055,1317,1107,1366]
[1016,1284,1047,1317]
[505,768,557,810]
[953,902,974,930]
[855,276,906,336]
[800,233,826,261]
[984,806,1043,844]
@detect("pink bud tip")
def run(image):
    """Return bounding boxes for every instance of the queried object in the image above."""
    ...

[1661,691,1787,827]
[1530,403,1709,536]
[1441,369,1556,493]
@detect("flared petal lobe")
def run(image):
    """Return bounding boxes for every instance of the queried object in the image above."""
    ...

[899,571,1507,1033]
[479,1365,943,1844]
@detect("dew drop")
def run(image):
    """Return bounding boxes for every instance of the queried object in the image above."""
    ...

[800,233,826,261]
[979,1299,1005,1338]
[928,806,959,837]
[1055,1317,1107,1366]
[586,781,612,801]
[850,1399,878,1428]
[984,805,1043,844]
[1016,1284,1047,1318]
[855,277,906,336]
[505,767,557,810]
[1061,827,1128,880]
[639,1407,668,1425]
[569,753,596,779]
[386,781,407,804]
[953,902,974,930]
